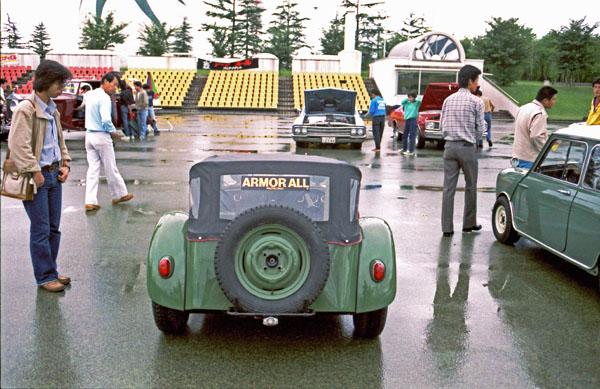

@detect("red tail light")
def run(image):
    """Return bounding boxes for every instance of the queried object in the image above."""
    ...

[372,260,385,282]
[158,257,172,278]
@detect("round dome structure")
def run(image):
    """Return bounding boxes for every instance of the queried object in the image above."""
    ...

[388,31,465,63]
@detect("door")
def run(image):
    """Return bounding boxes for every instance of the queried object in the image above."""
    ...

[512,138,587,252]
[564,145,600,269]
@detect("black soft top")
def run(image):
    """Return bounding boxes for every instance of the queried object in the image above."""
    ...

[188,154,362,244]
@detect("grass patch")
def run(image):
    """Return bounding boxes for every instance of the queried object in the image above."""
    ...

[501,81,591,121]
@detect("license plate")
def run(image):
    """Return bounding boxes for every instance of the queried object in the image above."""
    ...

[322,137,336,144]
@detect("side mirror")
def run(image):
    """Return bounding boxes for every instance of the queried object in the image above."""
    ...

[510,157,519,168]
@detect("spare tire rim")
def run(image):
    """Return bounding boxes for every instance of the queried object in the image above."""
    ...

[234,224,311,300]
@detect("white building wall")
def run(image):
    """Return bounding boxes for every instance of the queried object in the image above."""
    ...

[127,56,196,70]
[46,50,120,69]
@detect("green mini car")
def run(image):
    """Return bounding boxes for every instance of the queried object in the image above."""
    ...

[492,124,600,290]
[147,154,396,337]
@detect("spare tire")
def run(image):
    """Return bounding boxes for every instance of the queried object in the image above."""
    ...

[215,205,330,313]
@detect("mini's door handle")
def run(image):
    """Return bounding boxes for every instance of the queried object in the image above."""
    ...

[557,189,571,196]
[518,183,528,189]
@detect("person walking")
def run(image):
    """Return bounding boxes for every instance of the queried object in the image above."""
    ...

[118,80,134,140]
[84,72,133,212]
[143,83,159,135]
[476,89,495,148]
[367,89,386,151]
[400,91,421,156]
[512,86,558,169]
[586,77,600,125]
[7,60,73,292]
[440,65,486,237]
[134,81,149,140]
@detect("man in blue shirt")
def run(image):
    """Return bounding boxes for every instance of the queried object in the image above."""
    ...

[84,72,133,211]
[367,89,386,151]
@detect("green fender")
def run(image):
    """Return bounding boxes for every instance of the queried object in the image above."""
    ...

[147,211,188,310]
[356,217,397,313]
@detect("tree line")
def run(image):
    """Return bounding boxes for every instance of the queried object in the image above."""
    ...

[2,1,598,85]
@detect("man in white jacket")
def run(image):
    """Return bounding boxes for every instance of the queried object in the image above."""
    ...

[512,86,557,169]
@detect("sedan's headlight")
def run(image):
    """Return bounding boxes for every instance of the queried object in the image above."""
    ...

[357,128,365,136]
[425,121,435,130]
[301,127,308,134]
[350,128,357,135]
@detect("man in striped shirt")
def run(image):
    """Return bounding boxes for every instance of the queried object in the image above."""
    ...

[440,65,486,237]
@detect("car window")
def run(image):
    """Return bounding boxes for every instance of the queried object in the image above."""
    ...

[583,146,600,191]
[349,178,359,222]
[219,174,330,222]
[534,139,587,184]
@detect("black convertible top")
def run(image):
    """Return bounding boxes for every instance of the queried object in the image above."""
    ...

[188,154,362,244]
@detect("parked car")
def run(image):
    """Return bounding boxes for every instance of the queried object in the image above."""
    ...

[388,83,459,149]
[292,88,367,149]
[492,124,600,290]
[147,154,397,337]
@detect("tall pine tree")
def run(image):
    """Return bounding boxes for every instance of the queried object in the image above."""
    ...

[79,12,128,50]
[400,13,430,39]
[137,23,175,56]
[2,14,24,49]
[264,0,309,70]
[29,22,51,60]
[320,14,344,55]
[239,0,265,57]
[202,0,243,58]
[172,17,193,54]
[340,0,388,68]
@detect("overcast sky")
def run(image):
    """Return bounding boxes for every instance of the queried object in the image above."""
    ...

[1,0,595,58]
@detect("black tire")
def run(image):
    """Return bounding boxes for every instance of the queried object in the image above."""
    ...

[296,141,309,148]
[492,196,520,244]
[353,307,388,338]
[436,140,445,149]
[350,142,362,150]
[215,205,330,313]
[416,130,426,149]
[152,301,189,334]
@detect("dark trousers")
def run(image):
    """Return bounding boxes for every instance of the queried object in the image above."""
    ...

[23,169,62,285]
[441,141,478,233]
[402,118,418,152]
[372,116,385,149]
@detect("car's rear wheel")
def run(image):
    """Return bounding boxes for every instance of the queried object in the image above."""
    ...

[393,123,401,141]
[215,205,330,313]
[353,307,388,338]
[492,196,520,244]
[152,301,189,334]
[350,142,362,150]
[416,130,426,149]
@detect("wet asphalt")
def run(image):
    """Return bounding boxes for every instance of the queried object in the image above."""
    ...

[1,114,599,388]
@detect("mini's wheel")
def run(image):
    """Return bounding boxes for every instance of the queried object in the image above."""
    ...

[416,130,426,149]
[215,205,330,313]
[492,196,520,244]
[353,307,388,338]
[152,301,189,334]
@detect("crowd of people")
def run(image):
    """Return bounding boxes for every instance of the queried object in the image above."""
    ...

[3,58,600,292]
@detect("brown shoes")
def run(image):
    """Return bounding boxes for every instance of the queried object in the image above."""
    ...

[112,193,133,203]
[85,204,101,211]
[40,281,65,292]
[57,275,71,285]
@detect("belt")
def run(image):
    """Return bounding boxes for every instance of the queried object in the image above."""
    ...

[41,161,60,172]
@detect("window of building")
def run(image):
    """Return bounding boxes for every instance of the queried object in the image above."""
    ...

[397,70,458,95]
[397,70,419,95]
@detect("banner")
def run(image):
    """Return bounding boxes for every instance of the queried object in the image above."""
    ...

[1,54,18,64]
[197,58,259,71]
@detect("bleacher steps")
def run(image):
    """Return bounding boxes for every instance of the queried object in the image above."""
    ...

[277,76,296,115]
[182,73,205,112]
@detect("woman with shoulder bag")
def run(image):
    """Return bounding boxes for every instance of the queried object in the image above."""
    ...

[7,60,73,292]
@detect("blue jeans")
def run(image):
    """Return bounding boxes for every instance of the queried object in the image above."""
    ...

[148,107,159,133]
[517,159,533,169]
[23,169,62,285]
[120,105,131,138]
[484,113,492,141]
[137,109,148,138]
[402,118,417,152]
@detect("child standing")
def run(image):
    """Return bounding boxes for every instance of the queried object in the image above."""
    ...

[401,92,421,155]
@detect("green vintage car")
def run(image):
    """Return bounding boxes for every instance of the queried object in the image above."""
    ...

[147,154,396,337]
[492,124,600,290]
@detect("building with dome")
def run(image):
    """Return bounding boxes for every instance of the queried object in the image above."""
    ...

[369,32,485,105]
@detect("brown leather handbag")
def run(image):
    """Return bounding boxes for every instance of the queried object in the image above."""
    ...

[1,148,34,201]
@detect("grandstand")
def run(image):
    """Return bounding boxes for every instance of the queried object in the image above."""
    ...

[292,73,370,112]
[1,65,34,94]
[120,68,195,107]
[68,66,113,79]
[198,70,278,109]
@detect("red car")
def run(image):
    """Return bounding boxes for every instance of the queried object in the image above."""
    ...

[388,83,459,149]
